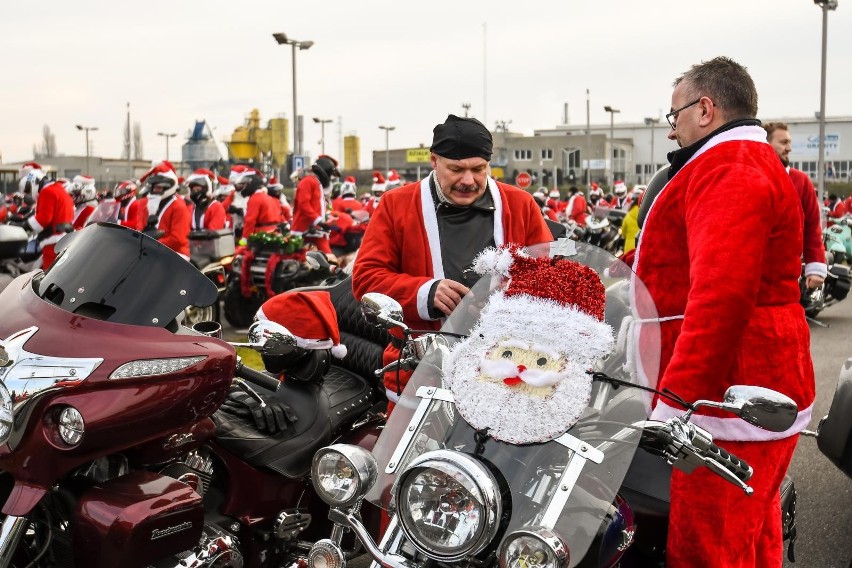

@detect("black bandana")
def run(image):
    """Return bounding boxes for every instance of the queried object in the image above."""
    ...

[430,115,493,160]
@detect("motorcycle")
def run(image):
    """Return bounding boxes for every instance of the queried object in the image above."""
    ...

[582,204,621,254]
[800,254,851,324]
[0,225,32,295]
[223,227,337,329]
[187,228,237,326]
[0,222,390,568]
[824,216,851,265]
[304,240,802,568]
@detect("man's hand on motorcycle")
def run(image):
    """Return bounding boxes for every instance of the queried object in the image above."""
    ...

[433,279,470,316]
[806,274,825,289]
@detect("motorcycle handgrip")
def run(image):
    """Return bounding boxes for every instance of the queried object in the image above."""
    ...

[700,441,753,482]
[235,361,281,392]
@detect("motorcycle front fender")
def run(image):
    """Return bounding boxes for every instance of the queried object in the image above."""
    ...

[817,357,852,479]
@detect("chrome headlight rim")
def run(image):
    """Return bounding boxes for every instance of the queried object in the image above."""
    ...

[311,444,378,507]
[394,449,502,562]
[498,526,569,568]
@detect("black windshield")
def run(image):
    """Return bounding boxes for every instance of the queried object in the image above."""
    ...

[35,223,217,327]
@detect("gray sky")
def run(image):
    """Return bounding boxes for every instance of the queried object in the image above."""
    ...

[4,0,851,170]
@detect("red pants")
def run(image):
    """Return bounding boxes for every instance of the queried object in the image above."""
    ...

[667,436,798,568]
[41,244,57,270]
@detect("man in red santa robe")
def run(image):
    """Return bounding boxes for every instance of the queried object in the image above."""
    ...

[352,114,551,407]
[634,56,815,568]
[291,155,340,254]
[141,161,190,259]
[186,169,226,231]
[19,163,74,270]
[70,175,98,229]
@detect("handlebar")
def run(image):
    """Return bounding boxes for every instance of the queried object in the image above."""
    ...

[235,360,282,392]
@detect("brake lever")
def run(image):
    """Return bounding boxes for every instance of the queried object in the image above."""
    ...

[232,378,267,409]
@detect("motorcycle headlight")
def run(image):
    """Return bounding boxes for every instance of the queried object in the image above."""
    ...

[311,444,377,507]
[499,527,569,568]
[395,450,502,562]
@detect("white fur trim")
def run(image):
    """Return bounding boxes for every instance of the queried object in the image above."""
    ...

[39,234,65,247]
[417,278,440,321]
[804,262,828,278]
[471,247,517,278]
[27,216,44,233]
[650,400,815,441]
[331,344,347,359]
[419,177,444,279]
[488,177,504,246]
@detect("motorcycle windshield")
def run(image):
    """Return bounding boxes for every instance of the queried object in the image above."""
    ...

[84,201,122,226]
[33,223,218,327]
[366,240,661,566]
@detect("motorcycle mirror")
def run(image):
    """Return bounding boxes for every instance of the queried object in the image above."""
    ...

[722,385,798,432]
[237,320,298,352]
[361,293,407,331]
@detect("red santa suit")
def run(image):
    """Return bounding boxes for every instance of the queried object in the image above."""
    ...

[292,174,331,253]
[352,177,552,403]
[327,210,353,249]
[788,167,826,278]
[189,200,226,231]
[634,125,814,567]
[332,196,364,213]
[565,191,588,225]
[826,197,846,223]
[27,181,74,269]
[152,195,190,259]
[73,202,97,230]
[242,190,282,237]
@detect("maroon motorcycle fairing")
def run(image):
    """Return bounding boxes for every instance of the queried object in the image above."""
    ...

[0,273,236,516]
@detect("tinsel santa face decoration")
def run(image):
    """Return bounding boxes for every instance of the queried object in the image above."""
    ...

[443,246,614,445]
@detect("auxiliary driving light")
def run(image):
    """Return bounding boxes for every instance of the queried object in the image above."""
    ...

[499,527,569,568]
[311,444,378,507]
[308,538,346,568]
[58,406,85,446]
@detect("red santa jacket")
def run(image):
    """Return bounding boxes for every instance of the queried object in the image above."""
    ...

[328,210,353,248]
[188,200,226,230]
[73,203,97,230]
[155,196,190,258]
[788,167,826,276]
[353,177,552,330]
[634,125,814,442]
[120,196,146,231]
[243,191,282,237]
[332,196,364,213]
[292,175,326,233]
[28,181,74,247]
[565,192,588,225]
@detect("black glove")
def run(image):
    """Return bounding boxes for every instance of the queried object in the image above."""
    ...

[315,222,333,232]
[6,217,27,228]
[219,385,298,434]
[228,205,243,215]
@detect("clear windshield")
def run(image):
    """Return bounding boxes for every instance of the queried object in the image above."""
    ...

[366,240,661,566]
[84,201,122,226]
[34,223,218,327]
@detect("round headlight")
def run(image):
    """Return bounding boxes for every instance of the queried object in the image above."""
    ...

[311,444,377,507]
[395,450,502,562]
[58,406,85,446]
[308,539,345,568]
[499,527,569,568]
[0,382,13,445]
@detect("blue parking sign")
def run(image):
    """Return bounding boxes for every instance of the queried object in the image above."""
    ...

[293,155,305,173]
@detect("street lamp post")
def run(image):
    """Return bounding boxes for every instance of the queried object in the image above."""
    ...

[603,106,620,189]
[157,132,177,161]
[75,124,98,174]
[814,0,837,215]
[379,125,396,173]
[644,117,660,184]
[313,117,332,155]
[272,33,314,159]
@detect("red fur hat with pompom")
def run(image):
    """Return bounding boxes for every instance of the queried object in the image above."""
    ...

[256,291,347,358]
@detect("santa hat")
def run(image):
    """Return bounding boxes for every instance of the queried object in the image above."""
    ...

[217,175,230,187]
[549,189,560,199]
[19,162,45,178]
[229,164,249,184]
[72,175,96,189]
[341,176,357,198]
[386,169,401,189]
[186,169,215,192]
[140,161,178,185]
[255,291,347,359]
[371,170,386,193]
[613,180,627,195]
[471,246,613,360]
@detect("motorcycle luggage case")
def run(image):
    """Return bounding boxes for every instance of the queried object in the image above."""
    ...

[73,470,203,568]
[190,229,235,265]
[827,265,851,301]
[0,225,27,259]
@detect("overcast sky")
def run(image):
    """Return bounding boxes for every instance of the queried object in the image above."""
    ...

[3,0,851,171]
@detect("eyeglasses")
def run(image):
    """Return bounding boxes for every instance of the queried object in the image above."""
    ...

[665,98,702,129]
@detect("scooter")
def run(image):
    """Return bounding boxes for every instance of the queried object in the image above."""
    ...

[305,241,805,568]
[0,223,388,568]
[824,216,852,265]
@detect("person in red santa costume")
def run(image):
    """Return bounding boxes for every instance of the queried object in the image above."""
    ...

[363,171,386,215]
[234,168,282,239]
[186,169,226,231]
[609,180,631,210]
[70,175,99,229]
[266,177,293,223]
[565,185,588,226]
[634,57,815,568]
[352,114,551,408]
[18,163,74,270]
[764,122,826,290]
[113,180,144,230]
[140,161,191,259]
[332,176,364,213]
[291,155,340,254]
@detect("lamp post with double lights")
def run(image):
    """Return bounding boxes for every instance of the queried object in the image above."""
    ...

[272,33,314,159]
[814,0,838,214]
[157,132,177,161]
[379,125,395,173]
[75,124,98,174]
[313,117,332,155]
[644,117,660,183]
[603,106,620,189]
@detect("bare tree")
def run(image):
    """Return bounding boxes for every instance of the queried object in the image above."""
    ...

[33,124,57,159]
[132,122,144,160]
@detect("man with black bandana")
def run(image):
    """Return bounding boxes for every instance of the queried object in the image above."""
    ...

[633,56,814,568]
[352,115,551,407]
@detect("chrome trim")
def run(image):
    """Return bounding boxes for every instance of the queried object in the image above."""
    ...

[498,526,569,568]
[0,516,28,568]
[311,444,378,507]
[393,449,502,562]
[329,509,409,568]
[384,387,447,474]
[554,432,604,464]
[539,448,591,530]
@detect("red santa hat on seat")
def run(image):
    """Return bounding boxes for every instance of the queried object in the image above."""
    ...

[255,291,347,358]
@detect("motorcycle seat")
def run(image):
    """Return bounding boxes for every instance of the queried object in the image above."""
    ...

[212,364,373,478]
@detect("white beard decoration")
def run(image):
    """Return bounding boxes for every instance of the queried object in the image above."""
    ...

[443,247,614,445]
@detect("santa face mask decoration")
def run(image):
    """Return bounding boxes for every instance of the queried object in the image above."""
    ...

[443,246,614,445]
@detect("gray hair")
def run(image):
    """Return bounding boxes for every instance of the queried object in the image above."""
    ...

[674,56,758,121]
